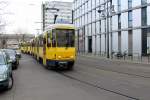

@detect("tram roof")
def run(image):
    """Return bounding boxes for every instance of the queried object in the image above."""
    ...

[45,24,75,31]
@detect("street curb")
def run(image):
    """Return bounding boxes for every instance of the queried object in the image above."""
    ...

[79,54,150,65]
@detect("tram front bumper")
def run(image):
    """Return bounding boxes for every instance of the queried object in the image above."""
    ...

[46,59,74,67]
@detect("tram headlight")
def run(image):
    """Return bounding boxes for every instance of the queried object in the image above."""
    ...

[70,56,74,58]
[58,56,62,59]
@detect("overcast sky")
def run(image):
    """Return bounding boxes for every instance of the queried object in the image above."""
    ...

[1,0,73,35]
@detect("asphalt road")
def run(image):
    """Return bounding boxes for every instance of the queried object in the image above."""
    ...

[0,54,150,100]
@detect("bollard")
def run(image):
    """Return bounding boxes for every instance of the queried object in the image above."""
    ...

[148,54,150,63]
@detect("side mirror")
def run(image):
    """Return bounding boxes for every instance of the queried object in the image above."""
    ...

[8,59,13,64]
[16,53,21,59]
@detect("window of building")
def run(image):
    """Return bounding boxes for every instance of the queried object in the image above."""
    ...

[83,4,85,14]
[76,9,78,18]
[141,7,147,26]
[96,8,100,20]
[100,20,101,33]
[92,0,96,9]
[88,12,92,23]
[80,17,82,27]
[96,21,100,34]
[85,14,88,24]
[80,6,83,15]
[85,25,88,36]
[88,24,92,35]
[142,28,147,55]
[82,16,85,26]
[128,11,132,27]
[88,0,91,11]
[118,14,121,29]
[128,0,132,9]
[128,30,133,54]
[79,0,81,6]
[85,2,88,13]
[77,18,80,27]
[141,0,147,5]
[92,10,96,22]
[118,0,121,12]
[79,7,81,17]
[96,0,100,7]
[92,23,96,35]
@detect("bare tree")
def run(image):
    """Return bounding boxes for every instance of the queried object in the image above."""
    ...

[14,28,30,42]
[0,0,7,48]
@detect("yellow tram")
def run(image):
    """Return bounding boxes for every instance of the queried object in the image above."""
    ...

[20,24,76,70]
[20,42,27,53]
[37,24,76,70]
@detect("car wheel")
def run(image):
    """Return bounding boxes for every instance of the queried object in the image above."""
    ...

[7,75,13,90]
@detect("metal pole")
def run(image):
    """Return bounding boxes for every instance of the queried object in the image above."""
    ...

[110,0,112,59]
[106,1,110,58]
[72,10,74,24]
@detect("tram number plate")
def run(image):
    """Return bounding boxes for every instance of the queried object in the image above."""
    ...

[59,62,67,64]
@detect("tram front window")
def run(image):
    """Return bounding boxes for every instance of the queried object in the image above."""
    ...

[55,29,75,47]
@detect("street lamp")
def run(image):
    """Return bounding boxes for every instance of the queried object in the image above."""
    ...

[97,0,115,58]
[45,8,59,11]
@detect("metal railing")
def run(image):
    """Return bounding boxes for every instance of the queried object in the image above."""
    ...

[78,51,150,64]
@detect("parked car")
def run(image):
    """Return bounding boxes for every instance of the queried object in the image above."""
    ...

[0,51,13,90]
[16,50,21,59]
[2,49,19,70]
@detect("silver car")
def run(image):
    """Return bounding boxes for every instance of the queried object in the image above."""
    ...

[0,51,13,90]
[2,49,19,70]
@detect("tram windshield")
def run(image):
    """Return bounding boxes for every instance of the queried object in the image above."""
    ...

[53,29,75,47]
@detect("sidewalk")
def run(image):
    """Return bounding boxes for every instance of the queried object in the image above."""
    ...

[78,53,150,65]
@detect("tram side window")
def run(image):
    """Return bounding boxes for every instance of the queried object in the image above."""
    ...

[36,40,39,47]
[52,30,56,47]
[68,31,75,47]
[43,37,46,45]
[47,31,51,47]
[39,36,43,47]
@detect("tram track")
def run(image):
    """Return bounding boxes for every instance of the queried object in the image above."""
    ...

[29,54,148,100]
[56,60,150,100]
[77,61,150,79]
[95,67,150,78]
[59,71,140,100]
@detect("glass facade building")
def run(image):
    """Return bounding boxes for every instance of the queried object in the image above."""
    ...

[42,1,73,31]
[73,0,150,56]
